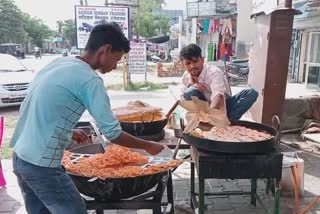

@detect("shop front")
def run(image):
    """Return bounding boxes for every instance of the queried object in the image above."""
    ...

[289,0,320,89]
[196,16,237,62]
[185,0,237,62]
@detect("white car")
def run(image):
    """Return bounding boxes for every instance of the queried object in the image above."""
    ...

[70,47,81,55]
[0,54,35,107]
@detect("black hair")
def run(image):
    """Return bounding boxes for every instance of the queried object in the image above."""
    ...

[179,44,202,60]
[85,22,130,53]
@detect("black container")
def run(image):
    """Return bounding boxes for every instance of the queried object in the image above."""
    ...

[67,144,169,201]
[120,112,168,136]
[183,120,279,154]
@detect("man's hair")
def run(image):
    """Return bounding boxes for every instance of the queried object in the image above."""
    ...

[85,22,130,53]
[179,44,202,60]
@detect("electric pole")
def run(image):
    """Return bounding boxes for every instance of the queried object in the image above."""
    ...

[137,0,140,40]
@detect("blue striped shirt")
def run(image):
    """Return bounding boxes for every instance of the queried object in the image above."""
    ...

[10,57,121,167]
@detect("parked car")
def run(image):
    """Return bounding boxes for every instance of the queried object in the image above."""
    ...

[62,49,69,57]
[0,43,25,59]
[70,46,81,55]
[0,54,35,107]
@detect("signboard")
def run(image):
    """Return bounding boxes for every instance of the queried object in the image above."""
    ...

[199,1,217,16]
[75,6,130,49]
[128,42,147,74]
[186,1,217,17]
[251,0,283,15]
[186,2,198,17]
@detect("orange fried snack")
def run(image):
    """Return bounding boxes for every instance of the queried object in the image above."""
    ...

[61,150,72,165]
[63,144,183,178]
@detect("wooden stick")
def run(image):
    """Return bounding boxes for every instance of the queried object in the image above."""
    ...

[166,100,180,118]
[291,165,300,214]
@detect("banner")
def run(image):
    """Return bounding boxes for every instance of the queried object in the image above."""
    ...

[75,6,130,49]
[186,1,216,17]
[128,42,147,74]
[251,0,279,15]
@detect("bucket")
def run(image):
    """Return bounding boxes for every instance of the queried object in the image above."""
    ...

[281,152,304,197]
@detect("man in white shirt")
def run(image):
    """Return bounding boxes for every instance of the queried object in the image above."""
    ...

[180,44,258,120]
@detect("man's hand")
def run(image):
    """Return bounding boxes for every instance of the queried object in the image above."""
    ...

[72,129,92,144]
[191,76,206,92]
[210,94,225,111]
[198,122,213,131]
[145,141,164,155]
[192,82,206,92]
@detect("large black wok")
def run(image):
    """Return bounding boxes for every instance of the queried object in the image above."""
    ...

[183,116,280,154]
[67,143,169,201]
[120,101,179,136]
[120,112,168,136]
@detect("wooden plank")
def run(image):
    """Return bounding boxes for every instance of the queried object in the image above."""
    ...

[301,133,320,144]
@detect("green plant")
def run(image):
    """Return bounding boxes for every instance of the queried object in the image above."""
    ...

[125,81,172,91]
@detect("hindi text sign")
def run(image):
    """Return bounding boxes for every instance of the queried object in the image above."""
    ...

[129,42,147,74]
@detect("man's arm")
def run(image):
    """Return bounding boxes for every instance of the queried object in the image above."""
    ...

[181,71,190,92]
[111,131,163,155]
[210,94,225,111]
[78,78,164,155]
[180,71,190,100]
[208,67,228,111]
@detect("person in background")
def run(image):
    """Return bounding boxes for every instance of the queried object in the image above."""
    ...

[180,43,258,120]
[34,46,41,58]
[10,23,165,214]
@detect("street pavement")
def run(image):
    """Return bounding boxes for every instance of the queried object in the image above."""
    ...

[2,142,320,214]
[1,55,320,213]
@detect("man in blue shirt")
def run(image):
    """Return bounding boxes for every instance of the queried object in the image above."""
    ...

[10,23,164,214]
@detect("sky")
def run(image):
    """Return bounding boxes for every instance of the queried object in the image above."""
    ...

[13,0,186,30]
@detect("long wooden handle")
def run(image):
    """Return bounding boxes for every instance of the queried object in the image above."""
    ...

[165,100,180,118]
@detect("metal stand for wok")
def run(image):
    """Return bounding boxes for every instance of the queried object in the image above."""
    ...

[189,116,284,214]
[190,148,283,214]
[85,171,174,214]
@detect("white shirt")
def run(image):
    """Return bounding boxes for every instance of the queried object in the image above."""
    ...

[181,63,230,102]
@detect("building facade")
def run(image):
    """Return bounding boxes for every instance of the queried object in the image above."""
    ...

[289,0,320,89]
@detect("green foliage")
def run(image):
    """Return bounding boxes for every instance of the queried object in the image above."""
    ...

[0,0,53,47]
[55,19,77,47]
[0,0,27,44]
[137,13,169,38]
[23,13,54,47]
[125,81,169,91]
[114,0,169,38]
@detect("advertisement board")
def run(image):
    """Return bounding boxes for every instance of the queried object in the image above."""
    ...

[251,0,279,15]
[186,1,217,17]
[128,42,147,74]
[75,6,130,49]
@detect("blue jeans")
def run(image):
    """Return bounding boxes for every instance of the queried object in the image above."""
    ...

[183,87,258,120]
[12,153,87,214]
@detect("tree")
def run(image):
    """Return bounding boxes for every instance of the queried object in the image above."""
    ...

[0,0,53,50]
[61,20,77,47]
[0,0,27,44]
[138,13,169,38]
[23,13,54,48]
[113,0,169,39]
[57,21,64,35]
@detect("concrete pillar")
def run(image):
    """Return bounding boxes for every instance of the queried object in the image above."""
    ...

[191,18,197,44]
[236,0,255,58]
[186,21,191,44]
[178,16,183,52]
[298,31,307,83]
